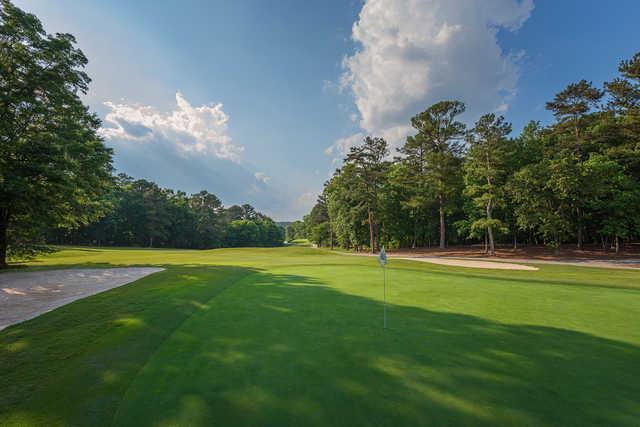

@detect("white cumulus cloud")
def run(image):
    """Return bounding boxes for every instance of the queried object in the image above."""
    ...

[99,92,244,162]
[324,132,364,164]
[254,172,271,184]
[331,0,533,157]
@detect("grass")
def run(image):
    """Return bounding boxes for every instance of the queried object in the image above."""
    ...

[1,246,639,426]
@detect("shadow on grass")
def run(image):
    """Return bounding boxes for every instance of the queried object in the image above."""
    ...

[0,266,638,426]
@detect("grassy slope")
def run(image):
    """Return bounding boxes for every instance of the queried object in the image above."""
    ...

[1,246,639,426]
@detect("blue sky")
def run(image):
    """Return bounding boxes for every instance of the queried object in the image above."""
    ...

[15,0,640,220]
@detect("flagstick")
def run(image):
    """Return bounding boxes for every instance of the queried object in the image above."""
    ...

[378,246,388,330]
[383,264,387,329]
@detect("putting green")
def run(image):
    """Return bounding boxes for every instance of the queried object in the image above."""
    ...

[1,246,639,426]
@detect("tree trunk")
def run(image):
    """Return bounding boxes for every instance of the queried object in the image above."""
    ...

[486,201,495,256]
[577,207,583,250]
[0,208,9,268]
[329,222,334,250]
[412,213,417,249]
[513,229,517,250]
[615,236,620,254]
[368,207,375,254]
[439,196,446,249]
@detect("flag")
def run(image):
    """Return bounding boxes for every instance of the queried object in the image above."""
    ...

[378,246,387,267]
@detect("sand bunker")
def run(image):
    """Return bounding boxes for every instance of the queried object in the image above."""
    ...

[400,257,538,271]
[0,267,163,330]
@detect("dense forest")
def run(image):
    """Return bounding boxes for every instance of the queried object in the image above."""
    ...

[49,174,285,249]
[292,52,640,255]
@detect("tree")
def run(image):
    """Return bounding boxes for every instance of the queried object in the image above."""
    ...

[408,101,466,248]
[581,155,640,253]
[190,190,223,248]
[545,80,604,154]
[303,54,640,254]
[380,162,428,249]
[464,114,512,255]
[504,121,544,247]
[0,1,113,266]
[545,81,606,249]
[605,52,640,111]
[345,136,389,253]
[285,221,305,242]
[305,195,330,247]
[397,134,434,248]
[603,52,640,180]
[324,165,369,251]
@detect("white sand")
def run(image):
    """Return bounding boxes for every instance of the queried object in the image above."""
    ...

[398,257,538,271]
[0,267,163,330]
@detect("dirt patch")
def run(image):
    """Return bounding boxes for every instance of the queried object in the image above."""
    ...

[0,267,163,330]
[398,257,538,271]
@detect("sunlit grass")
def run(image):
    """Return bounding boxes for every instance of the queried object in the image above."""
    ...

[1,246,639,426]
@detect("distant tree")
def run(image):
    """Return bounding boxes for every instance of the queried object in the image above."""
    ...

[139,181,171,247]
[408,101,466,248]
[190,190,223,248]
[582,154,640,253]
[464,114,512,255]
[380,162,427,248]
[546,80,604,154]
[603,52,640,180]
[324,165,370,251]
[605,52,640,111]
[504,121,545,247]
[397,133,434,248]
[224,205,245,222]
[285,221,305,242]
[0,0,113,266]
[166,190,197,248]
[546,81,607,248]
[345,136,389,253]
[302,55,640,254]
[305,195,330,247]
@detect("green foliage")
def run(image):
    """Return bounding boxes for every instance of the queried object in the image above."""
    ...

[0,0,113,265]
[464,113,512,254]
[301,52,640,253]
[50,174,284,249]
[284,220,306,242]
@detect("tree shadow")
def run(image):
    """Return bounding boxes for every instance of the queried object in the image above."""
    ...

[114,271,640,426]
[0,267,638,426]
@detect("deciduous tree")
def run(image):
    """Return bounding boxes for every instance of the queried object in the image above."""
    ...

[0,0,113,266]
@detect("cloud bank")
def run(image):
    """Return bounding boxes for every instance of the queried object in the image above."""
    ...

[328,0,533,158]
[100,92,244,162]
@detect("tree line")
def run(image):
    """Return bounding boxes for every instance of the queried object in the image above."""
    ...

[294,52,640,255]
[50,174,284,249]
[0,1,282,267]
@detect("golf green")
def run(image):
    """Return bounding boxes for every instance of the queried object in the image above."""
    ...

[1,246,639,426]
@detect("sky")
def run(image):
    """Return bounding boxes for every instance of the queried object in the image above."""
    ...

[15,0,640,220]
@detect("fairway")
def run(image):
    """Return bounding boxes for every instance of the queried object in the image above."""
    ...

[1,246,639,426]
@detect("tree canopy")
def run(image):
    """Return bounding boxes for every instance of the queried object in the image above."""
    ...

[50,174,284,249]
[302,51,640,255]
[0,0,113,265]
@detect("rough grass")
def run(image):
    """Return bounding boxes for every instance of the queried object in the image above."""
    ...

[1,246,639,426]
